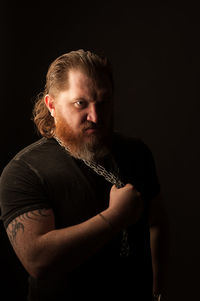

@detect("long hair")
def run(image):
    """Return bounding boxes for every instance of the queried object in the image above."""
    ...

[33,49,114,138]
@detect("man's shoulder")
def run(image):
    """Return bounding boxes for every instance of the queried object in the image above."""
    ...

[13,137,56,160]
[1,138,58,175]
[113,132,146,150]
[112,132,154,163]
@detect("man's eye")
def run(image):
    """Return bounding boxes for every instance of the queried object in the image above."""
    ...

[75,100,86,108]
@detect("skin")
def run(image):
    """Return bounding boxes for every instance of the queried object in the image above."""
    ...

[6,69,169,297]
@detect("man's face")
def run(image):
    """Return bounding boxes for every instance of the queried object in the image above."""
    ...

[47,69,114,161]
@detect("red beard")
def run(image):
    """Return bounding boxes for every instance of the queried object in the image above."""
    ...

[54,114,112,162]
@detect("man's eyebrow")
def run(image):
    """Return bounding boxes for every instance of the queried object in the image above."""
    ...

[71,97,88,102]
[100,90,112,97]
[71,92,112,103]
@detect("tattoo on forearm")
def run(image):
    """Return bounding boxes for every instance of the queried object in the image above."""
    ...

[7,219,24,245]
[7,209,51,245]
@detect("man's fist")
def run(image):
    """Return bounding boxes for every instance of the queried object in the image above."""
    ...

[108,183,143,228]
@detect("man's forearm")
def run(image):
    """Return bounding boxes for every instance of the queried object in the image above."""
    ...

[23,208,122,279]
[150,222,170,296]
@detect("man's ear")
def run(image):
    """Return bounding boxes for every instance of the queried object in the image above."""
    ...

[44,94,55,117]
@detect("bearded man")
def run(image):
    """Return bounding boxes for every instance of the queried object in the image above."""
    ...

[0,50,169,301]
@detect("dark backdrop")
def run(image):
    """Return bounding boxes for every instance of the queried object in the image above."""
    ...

[1,1,199,300]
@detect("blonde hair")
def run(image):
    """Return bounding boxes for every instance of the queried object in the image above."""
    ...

[33,49,113,138]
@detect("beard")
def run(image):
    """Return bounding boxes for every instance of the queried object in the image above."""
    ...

[54,114,113,162]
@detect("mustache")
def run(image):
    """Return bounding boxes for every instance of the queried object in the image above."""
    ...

[81,122,102,131]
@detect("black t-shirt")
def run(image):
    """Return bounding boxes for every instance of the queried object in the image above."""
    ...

[0,133,160,301]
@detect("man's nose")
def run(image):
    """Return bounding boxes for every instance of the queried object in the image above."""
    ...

[87,104,98,123]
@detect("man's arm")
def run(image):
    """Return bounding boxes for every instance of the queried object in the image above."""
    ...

[148,193,170,298]
[6,207,117,279]
[6,184,143,279]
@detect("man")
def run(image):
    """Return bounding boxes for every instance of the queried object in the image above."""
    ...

[0,49,169,300]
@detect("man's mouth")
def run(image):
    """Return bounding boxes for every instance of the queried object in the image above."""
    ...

[82,123,102,133]
[85,128,98,133]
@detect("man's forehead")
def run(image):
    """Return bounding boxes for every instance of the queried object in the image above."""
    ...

[68,69,90,85]
[67,69,112,94]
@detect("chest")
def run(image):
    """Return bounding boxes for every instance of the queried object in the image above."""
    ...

[43,158,112,228]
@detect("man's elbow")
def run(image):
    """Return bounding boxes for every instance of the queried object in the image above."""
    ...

[21,254,50,279]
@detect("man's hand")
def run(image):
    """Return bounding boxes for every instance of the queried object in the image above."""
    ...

[108,183,144,228]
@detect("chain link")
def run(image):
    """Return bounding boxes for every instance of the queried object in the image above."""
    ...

[82,159,125,188]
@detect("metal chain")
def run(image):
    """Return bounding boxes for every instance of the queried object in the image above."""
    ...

[82,159,125,188]
[54,136,130,257]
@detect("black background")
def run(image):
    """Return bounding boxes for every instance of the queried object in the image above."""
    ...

[0,1,199,300]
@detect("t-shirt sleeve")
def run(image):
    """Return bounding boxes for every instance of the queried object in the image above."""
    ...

[0,158,51,229]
